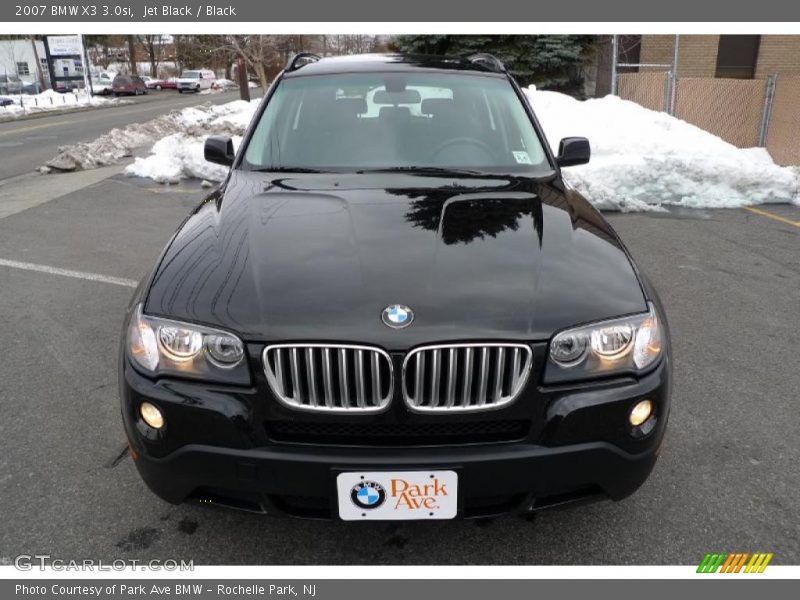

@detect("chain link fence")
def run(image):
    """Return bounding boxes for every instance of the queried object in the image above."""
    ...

[615,71,799,165]
[765,76,800,165]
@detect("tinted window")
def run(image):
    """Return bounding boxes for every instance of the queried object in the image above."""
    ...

[113,75,131,83]
[181,71,200,79]
[243,72,549,172]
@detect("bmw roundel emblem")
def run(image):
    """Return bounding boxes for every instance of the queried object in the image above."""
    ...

[351,480,386,510]
[381,304,414,329]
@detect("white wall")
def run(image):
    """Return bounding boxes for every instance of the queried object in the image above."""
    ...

[0,39,46,81]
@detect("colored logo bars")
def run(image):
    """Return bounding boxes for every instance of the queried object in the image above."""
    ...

[697,552,773,573]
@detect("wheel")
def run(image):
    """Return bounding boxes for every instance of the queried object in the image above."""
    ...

[178,89,183,94]
[114,92,119,97]
[156,85,162,91]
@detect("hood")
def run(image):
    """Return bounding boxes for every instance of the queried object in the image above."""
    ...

[144,171,647,348]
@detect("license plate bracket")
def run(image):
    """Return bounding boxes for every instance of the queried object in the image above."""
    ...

[336,470,458,521]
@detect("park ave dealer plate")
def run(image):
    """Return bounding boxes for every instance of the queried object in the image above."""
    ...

[336,470,458,520]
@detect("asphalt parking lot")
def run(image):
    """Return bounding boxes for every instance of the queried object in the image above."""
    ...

[0,169,798,565]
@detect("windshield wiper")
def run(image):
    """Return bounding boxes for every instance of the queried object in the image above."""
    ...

[356,166,485,176]
[251,167,327,174]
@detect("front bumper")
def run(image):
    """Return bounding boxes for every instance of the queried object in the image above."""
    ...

[120,343,670,519]
[132,439,660,518]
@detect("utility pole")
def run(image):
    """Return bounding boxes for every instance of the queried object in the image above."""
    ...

[78,34,92,97]
[30,35,46,91]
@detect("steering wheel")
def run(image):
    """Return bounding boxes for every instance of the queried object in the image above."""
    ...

[430,137,497,163]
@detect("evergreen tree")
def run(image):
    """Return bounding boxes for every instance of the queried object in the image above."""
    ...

[390,35,597,97]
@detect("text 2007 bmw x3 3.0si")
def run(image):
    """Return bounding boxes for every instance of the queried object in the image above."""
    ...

[120,53,671,521]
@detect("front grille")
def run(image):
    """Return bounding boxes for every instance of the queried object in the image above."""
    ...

[402,343,533,412]
[266,419,530,446]
[263,344,393,413]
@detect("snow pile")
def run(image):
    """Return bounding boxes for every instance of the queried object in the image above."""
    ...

[54,87,800,211]
[212,78,238,90]
[127,133,242,183]
[0,89,123,119]
[43,99,258,173]
[123,100,256,182]
[526,87,799,210]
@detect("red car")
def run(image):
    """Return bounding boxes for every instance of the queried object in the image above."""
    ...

[146,77,177,90]
[112,74,147,96]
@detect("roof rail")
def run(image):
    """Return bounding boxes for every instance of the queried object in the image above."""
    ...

[285,53,321,72]
[465,53,506,73]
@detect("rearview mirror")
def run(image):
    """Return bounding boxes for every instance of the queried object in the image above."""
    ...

[204,135,235,167]
[556,137,590,167]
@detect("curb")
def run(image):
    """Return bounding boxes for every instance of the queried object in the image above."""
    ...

[0,100,134,124]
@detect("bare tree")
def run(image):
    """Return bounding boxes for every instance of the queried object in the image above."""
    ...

[127,35,138,75]
[228,35,278,89]
[137,35,166,77]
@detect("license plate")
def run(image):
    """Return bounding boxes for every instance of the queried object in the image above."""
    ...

[336,470,458,521]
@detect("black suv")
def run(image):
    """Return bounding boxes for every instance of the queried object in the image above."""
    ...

[120,53,671,520]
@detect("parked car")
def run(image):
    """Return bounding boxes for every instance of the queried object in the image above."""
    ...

[120,53,671,521]
[0,74,24,95]
[92,77,114,96]
[176,69,215,93]
[112,74,147,96]
[54,80,77,93]
[21,81,42,95]
[0,95,14,107]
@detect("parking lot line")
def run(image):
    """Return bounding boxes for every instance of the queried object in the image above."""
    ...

[743,205,800,227]
[0,257,137,287]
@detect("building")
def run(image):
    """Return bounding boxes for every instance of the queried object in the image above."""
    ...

[634,35,800,79]
[0,38,48,83]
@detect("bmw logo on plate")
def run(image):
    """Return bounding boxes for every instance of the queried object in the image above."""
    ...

[351,480,386,510]
[381,304,414,329]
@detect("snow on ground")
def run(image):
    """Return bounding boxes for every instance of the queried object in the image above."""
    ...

[127,133,243,183]
[526,87,799,211]
[49,87,800,211]
[0,89,124,120]
[42,99,258,173]
[122,100,256,182]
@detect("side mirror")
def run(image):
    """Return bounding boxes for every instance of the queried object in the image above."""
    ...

[556,137,590,167]
[204,135,235,167]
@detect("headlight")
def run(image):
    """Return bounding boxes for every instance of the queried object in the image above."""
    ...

[127,305,250,384]
[545,302,663,383]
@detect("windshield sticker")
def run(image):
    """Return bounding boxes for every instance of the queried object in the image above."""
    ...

[513,151,533,164]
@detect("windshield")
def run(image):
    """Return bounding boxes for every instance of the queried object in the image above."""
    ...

[242,72,550,173]
[181,71,200,79]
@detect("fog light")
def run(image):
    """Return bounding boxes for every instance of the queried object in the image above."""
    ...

[140,402,164,429]
[629,399,653,427]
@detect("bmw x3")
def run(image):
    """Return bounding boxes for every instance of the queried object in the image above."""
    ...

[120,53,671,520]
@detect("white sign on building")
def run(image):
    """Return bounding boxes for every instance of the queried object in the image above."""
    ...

[47,35,82,56]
